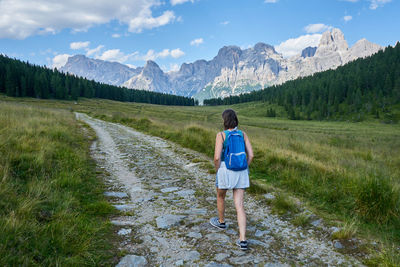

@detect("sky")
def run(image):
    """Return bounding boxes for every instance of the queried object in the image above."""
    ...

[0,0,398,72]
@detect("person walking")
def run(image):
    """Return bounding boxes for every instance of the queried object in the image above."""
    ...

[210,109,254,250]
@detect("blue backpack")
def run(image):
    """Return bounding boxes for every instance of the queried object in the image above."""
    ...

[223,129,248,171]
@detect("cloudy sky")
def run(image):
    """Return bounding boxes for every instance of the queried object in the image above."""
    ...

[0,0,398,71]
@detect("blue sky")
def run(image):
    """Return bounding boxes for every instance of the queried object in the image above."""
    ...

[0,0,398,72]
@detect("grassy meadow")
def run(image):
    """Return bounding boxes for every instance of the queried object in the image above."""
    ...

[0,100,118,265]
[1,95,399,265]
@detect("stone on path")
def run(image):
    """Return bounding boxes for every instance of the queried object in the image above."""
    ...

[156,214,186,229]
[176,189,195,198]
[229,255,254,265]
[161,187,179,193]
[205,233,231,243]
[183,250,200,261]
[117,228,132,236]
[116,255,147,267]
[215,253,230,261]
[104,191,128,198]
[334,241,344,249]
[113,204,135,212]
[264,193,276,200]
[264,263,291,267]
[248,238,270,248]
[205,262,233,267]
[187,231,202,239]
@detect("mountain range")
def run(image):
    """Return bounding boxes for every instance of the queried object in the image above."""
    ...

[61,28,382,103]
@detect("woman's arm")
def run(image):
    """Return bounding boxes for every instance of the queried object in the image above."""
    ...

[214,132,224,171]
[243,132,254,166]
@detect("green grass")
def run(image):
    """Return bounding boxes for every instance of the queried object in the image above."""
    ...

[0,101,117,266]
[292,212,311,227]
[1,94,399,264]
[270,193,299,215]
[331,220,358,240]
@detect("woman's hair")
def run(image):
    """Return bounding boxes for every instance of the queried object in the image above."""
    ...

[222,109,238,130]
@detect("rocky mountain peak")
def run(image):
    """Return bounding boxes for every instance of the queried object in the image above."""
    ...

[254,42,276,53]
[142,60,164,77]
[61,28,382,103]
[144,60,160,69]
[216,45,242,58]
[315,28,349,58]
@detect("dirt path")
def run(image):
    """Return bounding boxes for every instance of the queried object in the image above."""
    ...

[76,113,362,266]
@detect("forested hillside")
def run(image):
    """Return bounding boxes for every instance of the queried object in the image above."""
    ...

[0,55,196,106]
[204,43,400,121]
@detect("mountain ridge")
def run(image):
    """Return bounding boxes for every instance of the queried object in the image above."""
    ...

[60,28,382,102]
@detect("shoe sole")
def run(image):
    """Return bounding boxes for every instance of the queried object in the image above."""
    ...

[236,242,248,250]
[209,219,227,230]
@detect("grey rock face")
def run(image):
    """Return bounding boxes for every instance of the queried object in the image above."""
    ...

[301,46,317,58]
[116,255,147,267]
[63,29,381,103]
[61,55,141,86]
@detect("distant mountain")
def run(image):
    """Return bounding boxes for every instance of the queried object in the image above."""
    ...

[61,55,142,86]
[61,28,382,103]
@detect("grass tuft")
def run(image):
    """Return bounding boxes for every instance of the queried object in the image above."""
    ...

[331,220,358,240]
[292,212,311,227]
[355,176,400,224]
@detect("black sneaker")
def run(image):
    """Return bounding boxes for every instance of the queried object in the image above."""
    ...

[236,240,248,250]
[210,217,227,229]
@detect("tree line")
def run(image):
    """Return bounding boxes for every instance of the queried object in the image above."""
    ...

[204,42,400,121]
[0,55,196,106]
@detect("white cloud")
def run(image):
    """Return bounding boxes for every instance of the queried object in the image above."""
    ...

[125,63,137,69]
[96,49,138,63]
[158,49,171,58]
[275,34,322,58]
[142,48,185,61]
[220,21,230,25]
[264,0,278,3]
[0,0,176,39]
[70,41,90,50]
[304,23,332,34]
[190,38,204,46]
[369,0,391,9]
[169,63,180,72]
[128,10,175,33]
[343,15,353,22]
[86,45,105,57]
[171,48,185,58]
[170,0,194,5]
[52,54,71,69]
[112,33,121,38]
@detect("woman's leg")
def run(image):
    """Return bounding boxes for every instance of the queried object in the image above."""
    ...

[233,188,246,241]
[216,188,227,223]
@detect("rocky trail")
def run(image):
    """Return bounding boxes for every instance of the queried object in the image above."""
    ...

[76,113,363,266]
